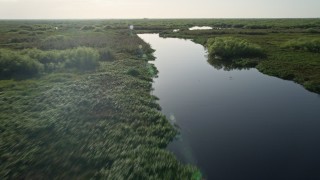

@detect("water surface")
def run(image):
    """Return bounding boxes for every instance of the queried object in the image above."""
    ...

[189,26,213,30]
[138,34,320,180]
[173,29,180,32]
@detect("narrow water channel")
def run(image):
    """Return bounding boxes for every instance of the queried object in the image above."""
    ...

[138,34,320,180]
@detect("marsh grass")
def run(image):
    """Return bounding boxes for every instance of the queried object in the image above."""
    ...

[207,37,265,59]
[282,38,320,53]
[0,49,44,79]
[0,21,201,179]
[1,18,320,179]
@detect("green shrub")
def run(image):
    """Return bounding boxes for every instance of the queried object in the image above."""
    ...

[98,48,115,61]
[127,68,140,77]
[103,25,114,30]
[0,49,43,78]
[282,38,320,53]
[40,35,72,50]
[64,47,100,71]
[21,48,64,72]
[22,49,63,64]
[20,47,100,72]
[306,28,320,33]
[207,37,265,59]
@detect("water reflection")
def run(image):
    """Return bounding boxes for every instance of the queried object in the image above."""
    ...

[206,55,256,71]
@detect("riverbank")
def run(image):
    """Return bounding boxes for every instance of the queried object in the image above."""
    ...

[0,21,200,179]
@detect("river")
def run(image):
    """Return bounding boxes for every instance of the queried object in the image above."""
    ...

[138,34,320,180]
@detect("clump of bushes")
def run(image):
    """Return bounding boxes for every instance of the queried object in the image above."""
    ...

[64,47,100,71]
[103,25,114,30]
[98,48,116,61]
[127,68,140,77]
[0,47,100,79]
[207,37,265,59]
[0,49,44,78]
[21,48,65,72]
[24,47,100,71]
[282,38,320,53]
[306,28,320,33]
[40,35,72,50]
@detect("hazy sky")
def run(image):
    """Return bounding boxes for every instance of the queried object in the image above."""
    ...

[0,0,319,19]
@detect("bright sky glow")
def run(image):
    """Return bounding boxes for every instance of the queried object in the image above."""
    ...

[0,0,319,19]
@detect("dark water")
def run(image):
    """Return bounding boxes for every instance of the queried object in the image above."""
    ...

[138,34,320,180]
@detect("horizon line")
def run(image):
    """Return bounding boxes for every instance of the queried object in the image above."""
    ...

[0,17,320,20]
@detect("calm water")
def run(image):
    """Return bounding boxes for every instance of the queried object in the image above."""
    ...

[138,34,320,180]
[189,26,213,30]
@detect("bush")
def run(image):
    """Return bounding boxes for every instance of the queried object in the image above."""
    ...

[0,49,43,78]
[40,35,72,50]
[282,38,320,53]
[21,48,65,72]
[306,28,320,33]
[21,47,100,72]
[98,48,115,61]
[64,47,100,71]
[22,49,65,64]
[127,68,140,77]
[207,37,265,59]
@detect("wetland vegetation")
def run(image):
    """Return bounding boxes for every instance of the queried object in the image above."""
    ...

[0,18,320,179]
[0,20,200,179]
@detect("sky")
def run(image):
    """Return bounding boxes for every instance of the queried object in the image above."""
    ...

[0,0,319,19]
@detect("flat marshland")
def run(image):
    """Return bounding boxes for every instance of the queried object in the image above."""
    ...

[0,19,320,179]
[0,20,200,179]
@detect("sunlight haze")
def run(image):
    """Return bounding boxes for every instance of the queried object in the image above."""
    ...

[0,0,319,19]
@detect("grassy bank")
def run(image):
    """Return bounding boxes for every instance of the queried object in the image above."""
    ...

[0,21,200,179]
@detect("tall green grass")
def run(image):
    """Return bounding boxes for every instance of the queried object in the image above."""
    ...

[64,47,100,71]
[282,38,320,53]
[0,20,201,179]
[0,49,43,78]
[207,37,265,59]
[1,47,101,78]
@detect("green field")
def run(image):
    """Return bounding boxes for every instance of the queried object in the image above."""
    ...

[0,19,319,179]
